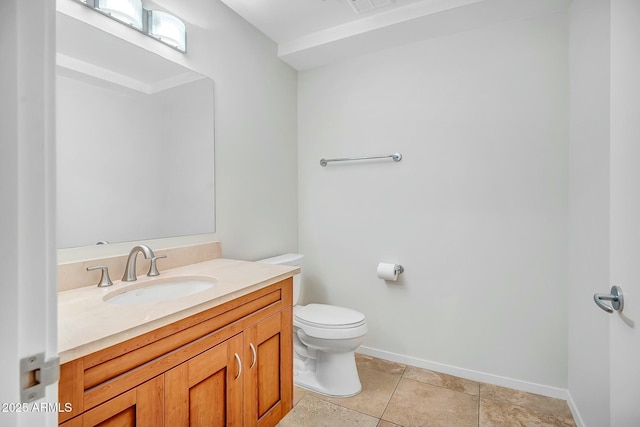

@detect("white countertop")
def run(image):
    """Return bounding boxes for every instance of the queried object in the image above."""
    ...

[58,258,299,364]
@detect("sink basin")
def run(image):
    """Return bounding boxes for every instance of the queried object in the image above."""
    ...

[104,276,216,305]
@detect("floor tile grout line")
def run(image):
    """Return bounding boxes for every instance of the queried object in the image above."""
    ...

[400,373,481,398]
[300,388,387,422]
[376,366,406,426]
[298,363,408,425]
[477,382,481,427]
[285,392,383,427]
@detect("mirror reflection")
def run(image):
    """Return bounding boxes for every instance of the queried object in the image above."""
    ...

[56,11,215,248]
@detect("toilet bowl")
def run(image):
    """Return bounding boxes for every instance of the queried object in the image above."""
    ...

[258,254,367,397]
[294,303,367,396]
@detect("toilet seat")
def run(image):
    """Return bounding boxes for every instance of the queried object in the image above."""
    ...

[295,304,365,328]
[294,304,367,339]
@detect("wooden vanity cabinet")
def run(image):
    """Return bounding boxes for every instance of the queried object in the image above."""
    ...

[58,279,293,427]
[165,333,244,426]
[163,308,293,427]
[244,307,293,427]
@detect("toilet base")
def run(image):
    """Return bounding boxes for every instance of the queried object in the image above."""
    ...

[294,349,362,397]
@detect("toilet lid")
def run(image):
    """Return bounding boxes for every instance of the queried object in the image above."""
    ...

[295,304,365,329]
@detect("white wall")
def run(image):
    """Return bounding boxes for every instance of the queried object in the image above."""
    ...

[152,0,299,260]
[298,11,569,390]
[56,0,298,259]
[567,0,611,425]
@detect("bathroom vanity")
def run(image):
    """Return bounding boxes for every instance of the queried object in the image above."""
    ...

[57,256,297,427]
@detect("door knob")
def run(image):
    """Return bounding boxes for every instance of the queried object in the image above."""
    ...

[594,286,624,313]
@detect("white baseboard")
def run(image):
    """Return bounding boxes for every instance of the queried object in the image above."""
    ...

[565,392,586,427]
[357,346,570,401]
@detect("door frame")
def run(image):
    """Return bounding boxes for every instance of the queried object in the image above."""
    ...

[609,0,640,425]
[0,0,58,426]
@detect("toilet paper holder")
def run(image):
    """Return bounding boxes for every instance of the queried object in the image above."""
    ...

[377,262,405,281]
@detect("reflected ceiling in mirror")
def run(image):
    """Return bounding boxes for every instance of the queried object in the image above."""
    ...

[56,11,215,249]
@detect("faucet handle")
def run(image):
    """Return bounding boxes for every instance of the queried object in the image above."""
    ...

[87,265,114,288]
[147,255,167,277]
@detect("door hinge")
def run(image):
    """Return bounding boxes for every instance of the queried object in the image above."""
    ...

[20,353,60,403]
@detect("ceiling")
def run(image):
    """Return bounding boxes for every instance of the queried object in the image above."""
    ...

[219,0,571,70]
[219,0,429,44]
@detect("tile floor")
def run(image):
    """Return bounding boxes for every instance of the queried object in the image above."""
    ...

[277,354,577,427]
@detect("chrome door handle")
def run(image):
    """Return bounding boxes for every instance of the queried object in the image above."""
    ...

[594,286,624,313]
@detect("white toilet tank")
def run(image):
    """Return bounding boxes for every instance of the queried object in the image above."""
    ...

[258,253,303,305]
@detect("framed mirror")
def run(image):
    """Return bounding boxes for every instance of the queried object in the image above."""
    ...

[56,11,215,249]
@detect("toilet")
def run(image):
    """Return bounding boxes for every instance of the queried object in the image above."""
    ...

[258,254,367,397]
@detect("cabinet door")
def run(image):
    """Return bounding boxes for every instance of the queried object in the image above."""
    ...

[165,333,243,427]
[77,375,163,427]
[244,308,293,427]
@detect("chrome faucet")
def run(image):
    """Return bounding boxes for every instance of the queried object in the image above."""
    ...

[122,245,155,282]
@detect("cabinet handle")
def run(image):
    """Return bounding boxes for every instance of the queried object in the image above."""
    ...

[249,343,257,369]
[234,353,242,380]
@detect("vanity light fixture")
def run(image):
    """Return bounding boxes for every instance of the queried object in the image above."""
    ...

[147,10,187,53]
[74,0,187,53]
[95,0,144,30]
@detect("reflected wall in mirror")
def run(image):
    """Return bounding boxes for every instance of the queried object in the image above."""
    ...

[56,11,215,248]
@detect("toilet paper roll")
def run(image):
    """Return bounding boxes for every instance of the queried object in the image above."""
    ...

[377,263,399,281]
